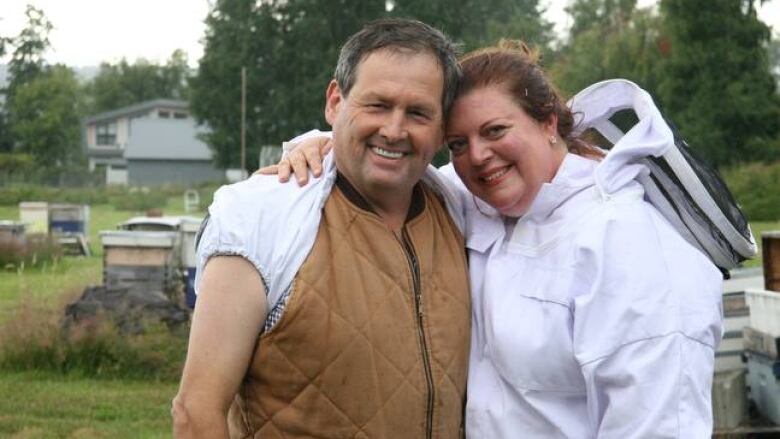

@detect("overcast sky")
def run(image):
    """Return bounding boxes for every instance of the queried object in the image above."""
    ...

[0,0,778,68]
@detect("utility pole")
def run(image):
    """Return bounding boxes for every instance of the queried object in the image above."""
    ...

[241,66,247,178]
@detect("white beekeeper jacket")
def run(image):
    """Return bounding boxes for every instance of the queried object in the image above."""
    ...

[439,148,723,438]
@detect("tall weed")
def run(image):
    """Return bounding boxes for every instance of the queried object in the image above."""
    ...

[0,235,62,269]
[0,297,187,381]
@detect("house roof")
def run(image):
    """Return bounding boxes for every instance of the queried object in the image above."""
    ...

[84,99,188,124]
[124,118,212,161]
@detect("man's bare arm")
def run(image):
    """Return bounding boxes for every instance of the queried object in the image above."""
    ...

[172,256,267,438]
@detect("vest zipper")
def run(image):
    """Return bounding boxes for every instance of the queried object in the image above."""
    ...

[400,227,435,439]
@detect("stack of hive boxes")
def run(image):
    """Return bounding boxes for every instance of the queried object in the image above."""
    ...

[744,231,780,425]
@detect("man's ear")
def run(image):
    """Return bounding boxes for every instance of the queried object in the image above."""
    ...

[324,80,342,125]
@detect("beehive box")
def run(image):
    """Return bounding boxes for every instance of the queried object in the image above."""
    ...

[180,217,202,309]
[763,232,780,292]
[0,221,26,247]
[19,202,48,235]
[745,288,780,336]
[745,351,780,425]
[100,231,181,298]
[712,368,747,430]
[49,204,90,235]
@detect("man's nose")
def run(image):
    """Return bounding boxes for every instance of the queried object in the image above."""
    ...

[378,110,408,143]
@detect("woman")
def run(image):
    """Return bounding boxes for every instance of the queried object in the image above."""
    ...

[272,41,723,438]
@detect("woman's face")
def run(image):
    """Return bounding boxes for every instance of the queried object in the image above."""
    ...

[446,85,567,217]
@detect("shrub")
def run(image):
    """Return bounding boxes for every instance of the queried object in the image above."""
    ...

[109,188,169,212]
[0,235,62,269]
[722,161,780,222]
[0,184,110,206]
[0,298,188,381]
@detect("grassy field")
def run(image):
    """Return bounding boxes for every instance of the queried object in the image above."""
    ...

[0,372,178,438]
[0,200,199,437]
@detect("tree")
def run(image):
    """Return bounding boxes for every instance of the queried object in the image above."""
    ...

[391,0,553,51]
[190,0,274,169]
[1,5,53,154]
[6,5,52,104]
[769,33,780,87]
[190,0,385,169]
[658,0,780,167]
[9,65,84,167]
[84,50,192,114]
[550,0,664,97]
[0,28,12,152]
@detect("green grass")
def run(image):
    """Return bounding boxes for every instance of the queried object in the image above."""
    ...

[0,257,100,324]
[0,371,177,438]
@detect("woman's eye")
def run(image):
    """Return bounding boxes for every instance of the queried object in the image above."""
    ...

[486,125,507,137]
[447,139,468,155]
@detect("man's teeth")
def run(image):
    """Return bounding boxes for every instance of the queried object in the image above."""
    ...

[483,167,509,182]
[372,146,404,159]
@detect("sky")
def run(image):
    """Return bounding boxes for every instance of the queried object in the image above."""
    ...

[0,0,778,68]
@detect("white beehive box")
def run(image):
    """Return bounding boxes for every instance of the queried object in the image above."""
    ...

[19,201,48,235]
[745,288,780,336]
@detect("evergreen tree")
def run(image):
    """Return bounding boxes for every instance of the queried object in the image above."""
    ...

[658,0,780,167]
[190,0,385,169]
[391,0,553,51]
[550,0,663,96]
[190,0,278,170]
[6,5,52,104]
[1,5,53,154]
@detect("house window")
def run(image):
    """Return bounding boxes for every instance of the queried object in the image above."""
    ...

[96,122,117,146]
[159,111,171,118]
[173,112,188,119]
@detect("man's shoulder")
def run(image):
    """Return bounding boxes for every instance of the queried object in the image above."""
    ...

[213,175,300,208]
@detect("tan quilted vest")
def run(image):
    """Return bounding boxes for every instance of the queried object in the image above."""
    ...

[227,177,471,439]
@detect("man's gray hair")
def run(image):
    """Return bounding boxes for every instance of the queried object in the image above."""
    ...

[334,18,461,117]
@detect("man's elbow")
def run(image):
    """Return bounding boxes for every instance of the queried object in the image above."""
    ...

[171,392,228,438]
[171,393,192,433]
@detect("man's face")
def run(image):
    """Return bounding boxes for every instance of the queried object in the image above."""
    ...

[325,49,445,201]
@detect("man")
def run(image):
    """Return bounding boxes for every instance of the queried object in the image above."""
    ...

[172,19,470,438]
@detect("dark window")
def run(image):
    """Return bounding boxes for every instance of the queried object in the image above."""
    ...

[173,112,188,119]
[96,122,117,145]
[159,111,171,118]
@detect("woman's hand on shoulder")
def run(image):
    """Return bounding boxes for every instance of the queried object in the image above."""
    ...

[254,137,332,186]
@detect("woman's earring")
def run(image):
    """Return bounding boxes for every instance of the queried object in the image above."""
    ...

[549,136,557,145]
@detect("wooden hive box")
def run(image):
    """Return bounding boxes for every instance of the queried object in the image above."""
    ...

[100,230,181,299]
[763,231,780,292]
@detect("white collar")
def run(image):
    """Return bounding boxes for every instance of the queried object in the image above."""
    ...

[521,153,599,223]
[506,153,600,253]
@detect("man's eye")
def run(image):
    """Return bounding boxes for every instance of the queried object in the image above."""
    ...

[368,103,387,109]
[447,139,468,155]
[410,110,430,120]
